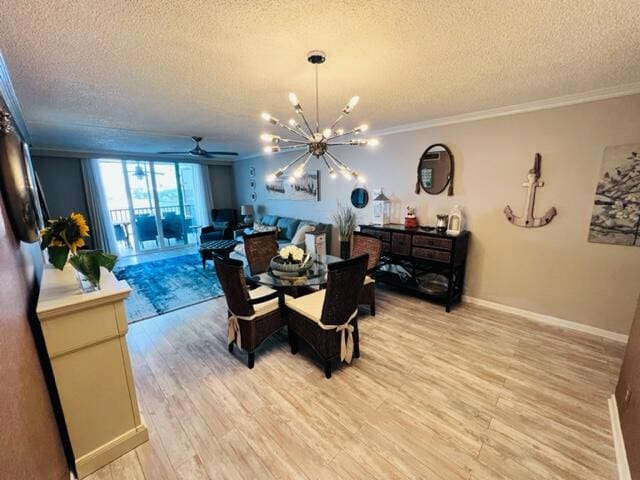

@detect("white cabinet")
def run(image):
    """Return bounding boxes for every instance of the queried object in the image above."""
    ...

[37,265,148,478]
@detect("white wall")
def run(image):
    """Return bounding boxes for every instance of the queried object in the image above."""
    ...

[233,94,640,335]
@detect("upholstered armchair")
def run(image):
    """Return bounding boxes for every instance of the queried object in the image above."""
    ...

[134,214,158,248]
[351,232,383,315]
[162,212,185,244]
[200,208,238,242]
[285,254,369,378]
[213,254,287,369]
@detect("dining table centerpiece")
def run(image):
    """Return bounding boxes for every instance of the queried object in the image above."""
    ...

[270,245,313,277]
[40,212,118,292]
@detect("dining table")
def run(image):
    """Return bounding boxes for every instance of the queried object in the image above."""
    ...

[244,254,343,305]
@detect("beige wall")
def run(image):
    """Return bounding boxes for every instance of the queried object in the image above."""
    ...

[234,94,640,335]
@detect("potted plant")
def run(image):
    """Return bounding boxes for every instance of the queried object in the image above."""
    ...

[270,245,313,277]
[332,203,358,259]
[40,212,118,292]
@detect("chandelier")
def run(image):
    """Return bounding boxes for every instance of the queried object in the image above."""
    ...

[261,50,378,183]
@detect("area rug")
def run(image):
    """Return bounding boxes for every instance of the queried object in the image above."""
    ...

[113,254,224,323]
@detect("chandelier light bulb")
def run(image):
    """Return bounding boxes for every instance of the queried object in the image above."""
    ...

[322,128,332,138]
[263,146,280,153]
[368,138,379,146]
[328,167,336,178]
[288,92,299,107]
[341,169,352,179]
[288,118,297,127]
[336,128,344,136]
[294,167,304,178]
[288,176,296,184]
[357,124,369,133]
[260,133,280,144]
[357,175,366,183]
[261,112,279,125]
[266,173,277,182]
[343,96,360,114]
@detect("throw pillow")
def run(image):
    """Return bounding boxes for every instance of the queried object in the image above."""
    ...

[252,222,278,233]
[291,223,315,245]
[233,243,246,256]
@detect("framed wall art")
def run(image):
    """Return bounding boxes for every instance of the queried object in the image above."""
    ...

[588,143,640,247]
[266,170,319,201]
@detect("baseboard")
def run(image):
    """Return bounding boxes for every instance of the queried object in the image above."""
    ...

[609,395,632,480]
[75,424,148,479]
[462,295,628,343]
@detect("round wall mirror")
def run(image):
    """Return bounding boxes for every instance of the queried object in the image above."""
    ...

[350,187,369,208]
[416,143,454,195]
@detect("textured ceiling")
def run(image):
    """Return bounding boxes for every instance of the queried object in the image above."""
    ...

[0,0,639,158]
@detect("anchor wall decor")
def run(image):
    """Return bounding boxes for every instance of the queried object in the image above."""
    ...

[504,153,557,228]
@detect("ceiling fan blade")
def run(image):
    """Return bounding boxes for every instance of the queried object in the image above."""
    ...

[156,151,190,155]
[203,151,239,157]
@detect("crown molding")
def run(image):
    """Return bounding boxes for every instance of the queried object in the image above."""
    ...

[30,147,234,166]
[240,82,640,160]
[0,50,31,143]
[373,82,640,137]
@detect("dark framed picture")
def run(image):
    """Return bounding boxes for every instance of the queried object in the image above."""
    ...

[0,116,40,243]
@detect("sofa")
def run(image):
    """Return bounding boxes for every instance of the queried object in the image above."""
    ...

[199,208,238,243]
[230,214,331,265]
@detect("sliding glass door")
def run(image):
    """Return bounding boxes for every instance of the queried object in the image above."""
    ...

[99,159,206,256]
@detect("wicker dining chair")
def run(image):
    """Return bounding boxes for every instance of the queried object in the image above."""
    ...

[244,230,279,276]
[286,254,369,378]
[213,254,287,369]
[351,232,383,315]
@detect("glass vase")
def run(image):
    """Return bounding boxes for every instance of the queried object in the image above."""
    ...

[74,268,100,293]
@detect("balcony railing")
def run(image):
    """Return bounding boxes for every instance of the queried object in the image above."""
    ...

[109,205,195,224]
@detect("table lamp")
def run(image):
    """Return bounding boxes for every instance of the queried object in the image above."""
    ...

[240,204,254,224]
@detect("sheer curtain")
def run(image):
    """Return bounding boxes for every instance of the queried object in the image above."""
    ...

[81,158,118,253]
[194,164,214,226]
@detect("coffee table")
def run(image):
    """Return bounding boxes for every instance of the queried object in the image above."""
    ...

[199,239,238,269]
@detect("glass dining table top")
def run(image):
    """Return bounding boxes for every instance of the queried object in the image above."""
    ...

[245,254,343,288]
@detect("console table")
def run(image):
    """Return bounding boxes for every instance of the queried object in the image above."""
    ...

[37,265,148,478]
[359,224,469,312]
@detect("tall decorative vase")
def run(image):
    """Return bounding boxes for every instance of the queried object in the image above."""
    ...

[340,239,350,259]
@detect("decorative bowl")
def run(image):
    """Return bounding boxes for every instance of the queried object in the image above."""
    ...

[270,254,314,277]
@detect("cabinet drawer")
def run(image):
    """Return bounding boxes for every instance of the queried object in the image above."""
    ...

[413,235,452,250]
[412,247,451,263]
[361,228,391,242]
[392,233,412,256]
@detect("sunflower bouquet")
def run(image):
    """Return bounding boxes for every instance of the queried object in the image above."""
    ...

[40,212,117,289]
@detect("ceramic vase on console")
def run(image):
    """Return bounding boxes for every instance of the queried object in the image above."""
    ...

[404,205,418,228]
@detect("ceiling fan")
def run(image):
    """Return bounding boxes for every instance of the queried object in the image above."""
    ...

[157,136,239,158]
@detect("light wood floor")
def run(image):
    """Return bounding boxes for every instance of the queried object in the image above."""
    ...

[86,288,625,480]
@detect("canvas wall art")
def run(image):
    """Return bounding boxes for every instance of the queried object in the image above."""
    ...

[266,170,319,201]
[588,143,640,247]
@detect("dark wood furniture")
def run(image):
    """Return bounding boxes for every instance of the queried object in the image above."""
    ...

[244,231,279,276]
[213,254,286,369]
[199,239,238,269]
[359,224,469,312]
[351,232,383,316]
[286,254,369,378]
